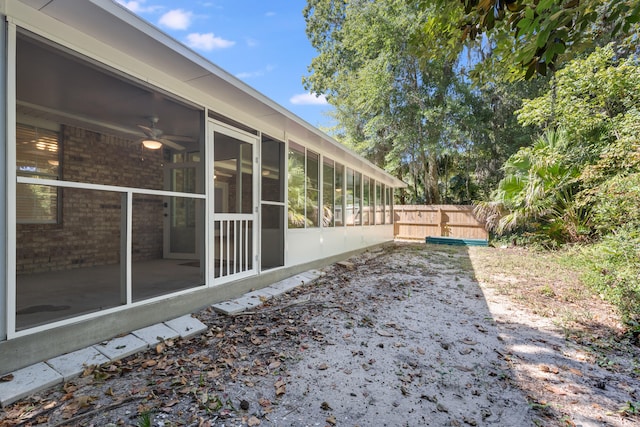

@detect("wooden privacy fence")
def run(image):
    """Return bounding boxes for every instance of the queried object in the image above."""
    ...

[394,205,488,241]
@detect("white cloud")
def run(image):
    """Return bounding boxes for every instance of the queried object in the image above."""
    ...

[186,33,235,51]
[116,0,162,13]
[290,93,328,106]
[265,11,276,17]
[246,38,259,48]
[159,9,193,30]
[236,65,275,80]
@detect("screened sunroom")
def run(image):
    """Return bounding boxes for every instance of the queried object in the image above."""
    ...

[0,0,404,374]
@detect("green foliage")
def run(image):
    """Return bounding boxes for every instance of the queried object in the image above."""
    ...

[475,129,586,244]
[517,45,640,145]
[569,227,640,324]
[585,173,640,235]
[444,0,640,78]
[481,45,640,242]
[304,0,539,204]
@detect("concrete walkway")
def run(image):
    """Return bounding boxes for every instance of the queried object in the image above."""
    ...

[0,269,324,407]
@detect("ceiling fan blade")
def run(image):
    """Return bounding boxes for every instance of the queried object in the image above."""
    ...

[163,134,196,143]
[159,138,186,151]
[137,124,154,137]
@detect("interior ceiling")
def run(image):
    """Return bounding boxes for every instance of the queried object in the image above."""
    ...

[16,33,202,149]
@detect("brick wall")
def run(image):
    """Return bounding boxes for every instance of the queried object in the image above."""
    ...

[16,126,164,274]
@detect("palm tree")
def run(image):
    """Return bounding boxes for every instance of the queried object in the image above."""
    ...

[475,129,588,243]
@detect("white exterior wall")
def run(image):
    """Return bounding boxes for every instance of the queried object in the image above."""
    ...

[286,225,394,267]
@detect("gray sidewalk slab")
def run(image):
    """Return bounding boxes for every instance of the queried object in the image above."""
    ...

[269,276,305,294]
[298,271,323,282]
[132,323,180,345]
[0,363,63,407]
[93,334,148,360]
[46,347,110,381]
[245,287,278,300]
[164,315,208,339]
[212,299,250,315]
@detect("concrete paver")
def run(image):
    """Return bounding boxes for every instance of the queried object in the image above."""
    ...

[46,347,110,381]
[212,300,248,315]
[0,363,63,407]
[164,315,207,339]
[269,276,305,294]
[132,323,180,346]
[93,334,148,360]
[245,287,278,301]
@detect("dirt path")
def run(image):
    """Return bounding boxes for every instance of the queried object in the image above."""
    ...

[1,242,638,426]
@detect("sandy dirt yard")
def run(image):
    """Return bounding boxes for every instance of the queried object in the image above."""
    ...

[1,242,639,426]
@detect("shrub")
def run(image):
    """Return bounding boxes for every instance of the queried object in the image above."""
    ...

[570,226,640,325]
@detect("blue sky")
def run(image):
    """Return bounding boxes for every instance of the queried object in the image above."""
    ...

[115,0,335,129]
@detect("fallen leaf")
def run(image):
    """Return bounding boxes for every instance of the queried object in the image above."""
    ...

[142,359,157,368]
[248,416,261,426]
[539,364,559,374]
[321,401,332,410]
[274,379,286,396]
[1,374,14,382]
[258,398,272,407]
[318,363,329,370]
[377,330,393,337]
[326,415,337,425]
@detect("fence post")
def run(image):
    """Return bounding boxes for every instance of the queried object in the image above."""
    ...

[438,208,445,237]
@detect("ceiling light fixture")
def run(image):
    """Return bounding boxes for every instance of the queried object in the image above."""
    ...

[142,138,162,150]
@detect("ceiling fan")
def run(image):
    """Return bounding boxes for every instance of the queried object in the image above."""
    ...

[137,117,190,151]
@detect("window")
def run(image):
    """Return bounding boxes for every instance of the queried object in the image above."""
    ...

[334,163,345,226]
[345,168,355,226]
[306,150,320,227]
[354,171,362,226]
[322,158,335,227]
[16,124,61,223]
[288,142,306,228]
[375,182,384,225]
[362,175,371,226]
[385,186,393,224]
[261,135,285,203]
[287,142,321,229]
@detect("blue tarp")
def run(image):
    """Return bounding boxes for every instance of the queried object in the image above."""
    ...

[425,236,488,247]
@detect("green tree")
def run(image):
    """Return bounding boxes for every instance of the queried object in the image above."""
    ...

[425,0,640,78]
[304,0,498,204]
[479,45,640,243]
